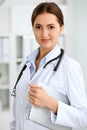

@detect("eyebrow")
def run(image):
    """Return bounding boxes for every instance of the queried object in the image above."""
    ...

[34,23,55,26]
[34,23,41,26]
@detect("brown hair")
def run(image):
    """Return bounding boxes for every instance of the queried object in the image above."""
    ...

[31,2,64,27]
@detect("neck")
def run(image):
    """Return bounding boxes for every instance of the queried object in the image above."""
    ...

[35,47,53,71]
[38,47,53,59]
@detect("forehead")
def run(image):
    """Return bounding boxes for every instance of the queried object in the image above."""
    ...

[34,13,58,25]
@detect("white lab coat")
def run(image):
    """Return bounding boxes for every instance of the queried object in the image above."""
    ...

[10,45,87,130]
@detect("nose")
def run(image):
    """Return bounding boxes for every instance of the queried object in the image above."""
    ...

[41,28,48,37]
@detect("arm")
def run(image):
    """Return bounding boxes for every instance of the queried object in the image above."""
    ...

[51,61,87,128]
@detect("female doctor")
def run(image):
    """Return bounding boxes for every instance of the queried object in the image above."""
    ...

[10,2,87,130]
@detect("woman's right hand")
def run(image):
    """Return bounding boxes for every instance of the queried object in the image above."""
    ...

[28,84,58,114]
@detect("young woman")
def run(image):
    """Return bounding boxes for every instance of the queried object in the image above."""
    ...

[10,2,87,130]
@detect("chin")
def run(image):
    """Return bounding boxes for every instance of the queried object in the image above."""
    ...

[41,45,54,50]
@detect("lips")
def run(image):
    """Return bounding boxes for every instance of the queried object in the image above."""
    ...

[41,39,50,43]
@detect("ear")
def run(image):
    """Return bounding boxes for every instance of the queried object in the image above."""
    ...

[60,25,64,33]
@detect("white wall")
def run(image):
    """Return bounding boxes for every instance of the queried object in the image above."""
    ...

[71,1,87,129]
[1,0,61,7]
[0,7,11,33]
[72,0,87,94]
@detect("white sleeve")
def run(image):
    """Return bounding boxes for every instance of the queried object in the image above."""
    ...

[10,97,16,130]
[51,61,87,128]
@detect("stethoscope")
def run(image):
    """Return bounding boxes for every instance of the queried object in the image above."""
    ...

[11,48,64,97]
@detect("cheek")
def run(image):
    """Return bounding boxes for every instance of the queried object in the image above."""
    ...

[53,32,60,38]
[55,30,61,37]
[34,32,41,44]
[54,26,62,37]
[34,30,40,37]
[35,34,40,41]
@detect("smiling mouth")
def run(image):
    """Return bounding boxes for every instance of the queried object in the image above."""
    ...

[41,39,50,43]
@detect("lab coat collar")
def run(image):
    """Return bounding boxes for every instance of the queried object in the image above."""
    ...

[45,44,61,64]
[26,48,39,69]
[27,44,61,66]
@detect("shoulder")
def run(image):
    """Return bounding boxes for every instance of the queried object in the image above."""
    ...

[17,58,27,73]
[62,53,82,74]
[18,47,39,71]
[63,54,80,66]
[26,47,39,61]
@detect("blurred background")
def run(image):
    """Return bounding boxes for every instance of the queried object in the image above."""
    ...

[0,0,87,130]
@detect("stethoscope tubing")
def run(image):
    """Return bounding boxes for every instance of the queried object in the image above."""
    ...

[11,49,64,96]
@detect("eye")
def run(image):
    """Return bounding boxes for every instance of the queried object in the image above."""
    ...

[34,25,41,29]
[48,25,55,30]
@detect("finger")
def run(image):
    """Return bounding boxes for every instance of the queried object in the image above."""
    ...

[28,93,38,105]
[29,86,42,94]
[29,90,37,97]
[29,87,37,93]
[28,96,35,104]
[29,84,42,89]
[28,88,40,99]
[30,87,41,94]
[28,94,35,100]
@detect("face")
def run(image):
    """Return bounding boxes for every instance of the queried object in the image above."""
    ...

[33,13,63,52]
